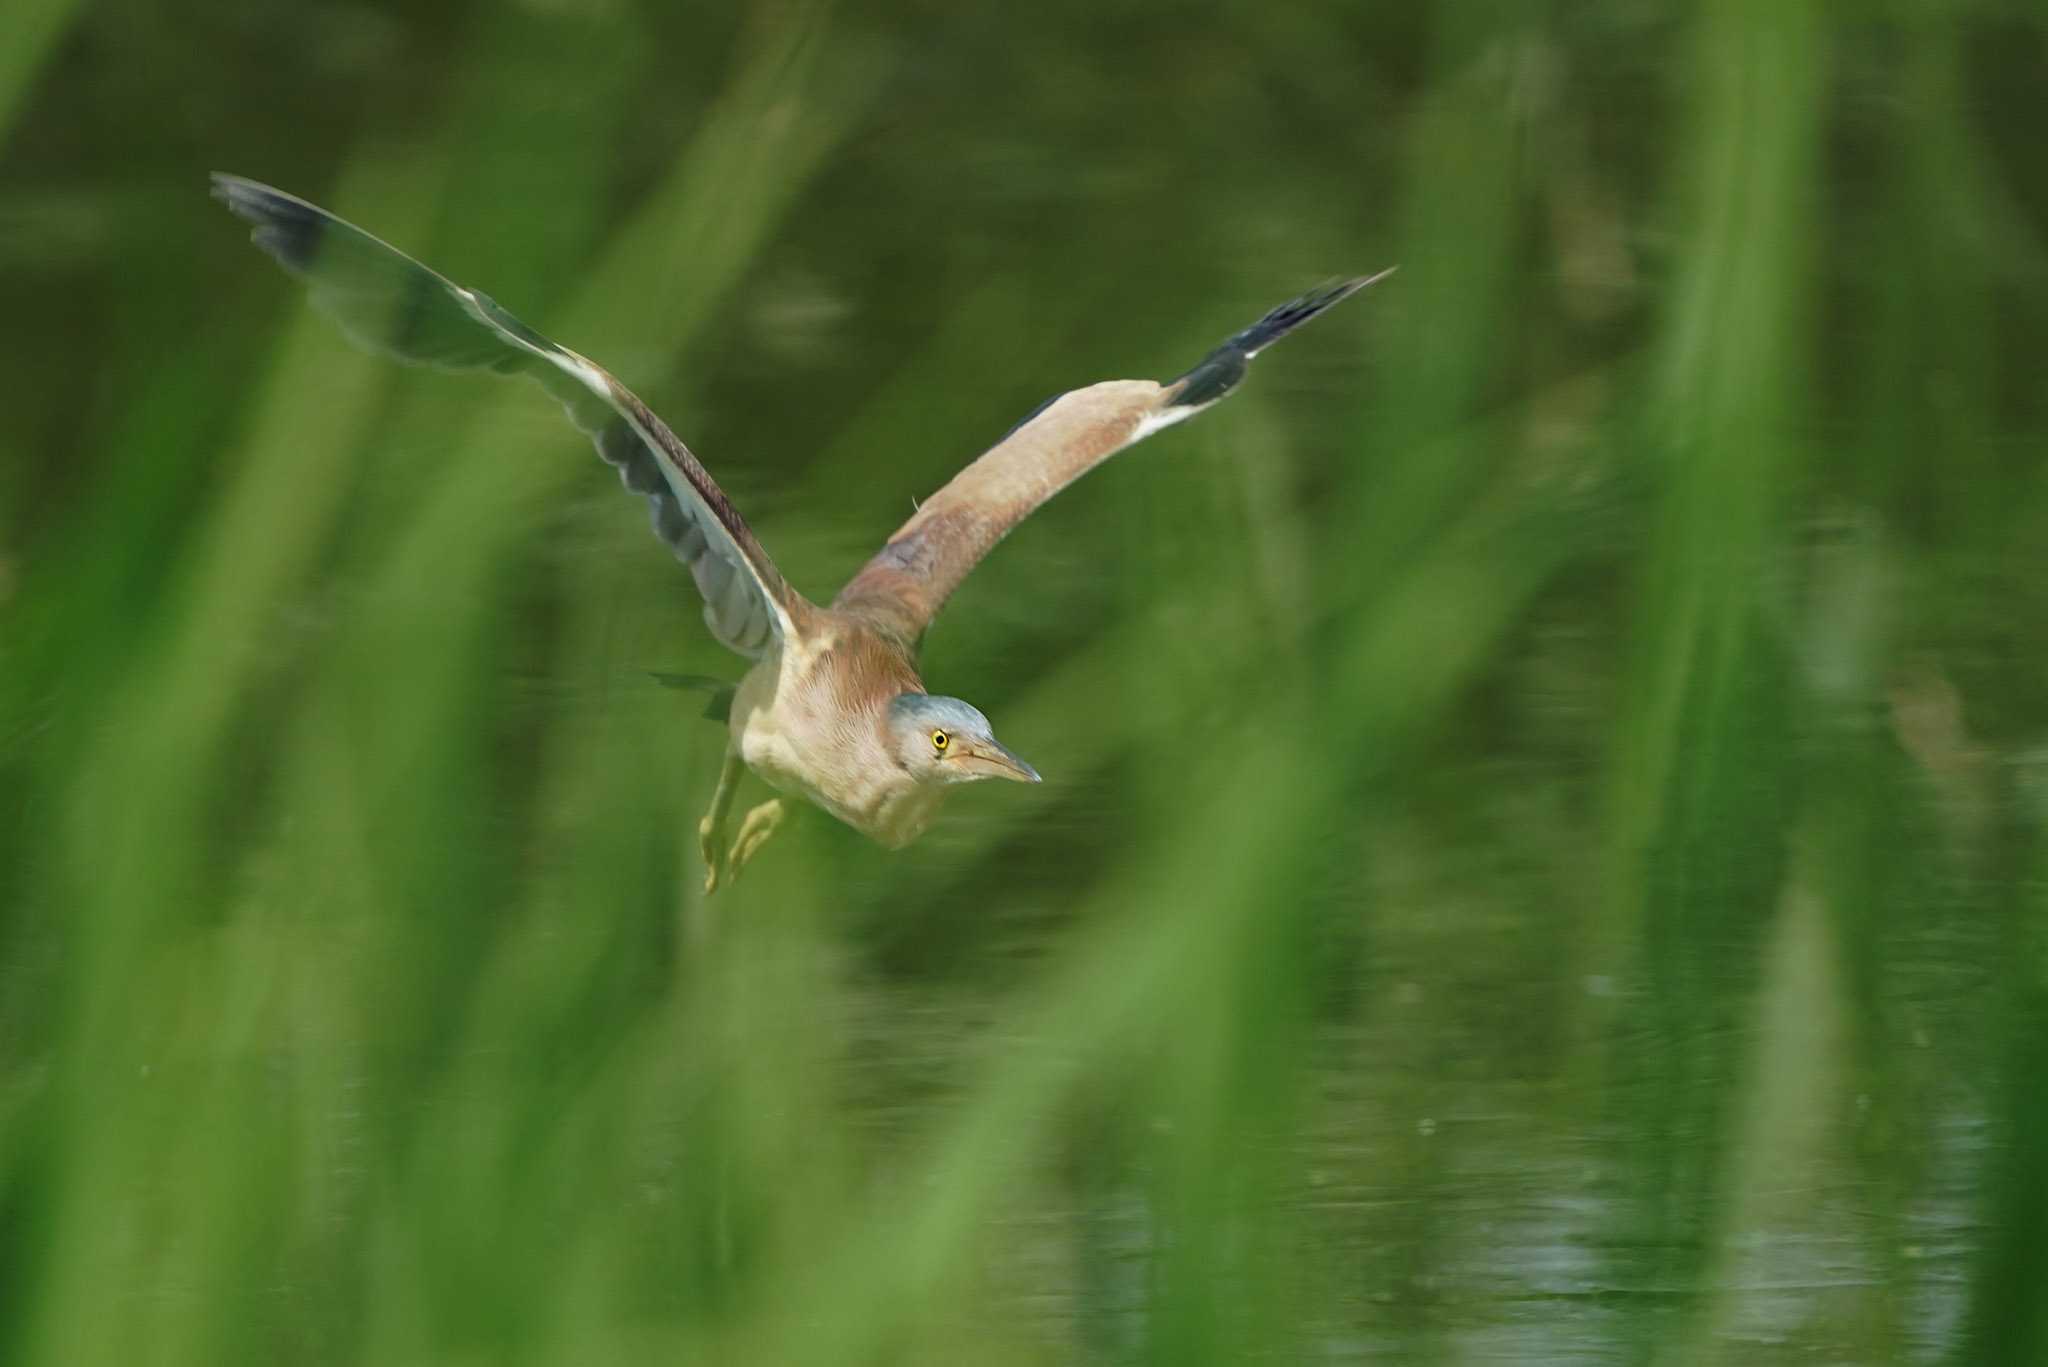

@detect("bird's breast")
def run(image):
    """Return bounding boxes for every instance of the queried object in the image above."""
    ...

[730,635,940,847]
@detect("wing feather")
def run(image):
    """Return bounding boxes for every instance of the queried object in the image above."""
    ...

[832,272,1392,642]
[212,173,800,659]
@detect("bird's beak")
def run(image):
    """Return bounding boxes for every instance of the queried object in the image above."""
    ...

[955,738,1042,784]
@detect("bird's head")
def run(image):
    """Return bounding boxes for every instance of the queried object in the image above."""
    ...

[887,694,1041,787]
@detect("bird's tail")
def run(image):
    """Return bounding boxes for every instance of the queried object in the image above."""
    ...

[1167,267,1397,409]
[651,672,736,724]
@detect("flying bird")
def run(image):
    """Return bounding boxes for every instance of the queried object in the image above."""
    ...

[212,173,1390,891]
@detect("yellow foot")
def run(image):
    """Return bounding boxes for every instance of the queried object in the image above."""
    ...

[724,798,787,886]
[699,811,726,895]
[697,748,745,896]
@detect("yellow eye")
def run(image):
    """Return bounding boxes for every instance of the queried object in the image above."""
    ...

[931,729,950,753]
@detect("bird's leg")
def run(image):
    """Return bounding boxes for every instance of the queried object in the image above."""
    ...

[698,748,745,895]
[725,798,787,885]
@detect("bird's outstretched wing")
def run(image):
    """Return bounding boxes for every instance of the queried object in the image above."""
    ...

[831,271,1394,644]
[211,173,799,658]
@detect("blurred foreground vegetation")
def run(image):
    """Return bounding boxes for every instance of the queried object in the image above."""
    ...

[3,1,2047,1362]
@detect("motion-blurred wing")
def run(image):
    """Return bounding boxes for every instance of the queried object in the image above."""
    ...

[212,173,799,658]
[832,271,1394,643]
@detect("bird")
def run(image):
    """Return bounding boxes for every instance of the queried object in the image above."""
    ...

[212,173,1391,892]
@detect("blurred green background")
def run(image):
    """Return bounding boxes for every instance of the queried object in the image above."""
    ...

[4,1,2047,1362]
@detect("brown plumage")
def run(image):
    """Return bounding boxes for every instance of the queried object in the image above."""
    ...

[834,380,1169,642]
[213,173,1389,889]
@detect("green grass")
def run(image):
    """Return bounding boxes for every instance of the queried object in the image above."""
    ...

[3,2,2046,1362]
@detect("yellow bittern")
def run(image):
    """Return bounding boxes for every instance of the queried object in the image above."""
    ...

[214,174,1389,891]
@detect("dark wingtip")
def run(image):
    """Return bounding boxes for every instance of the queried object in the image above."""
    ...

[210,172,328,274]
[1167,266,1396,409]
[1231,265,1397,358]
